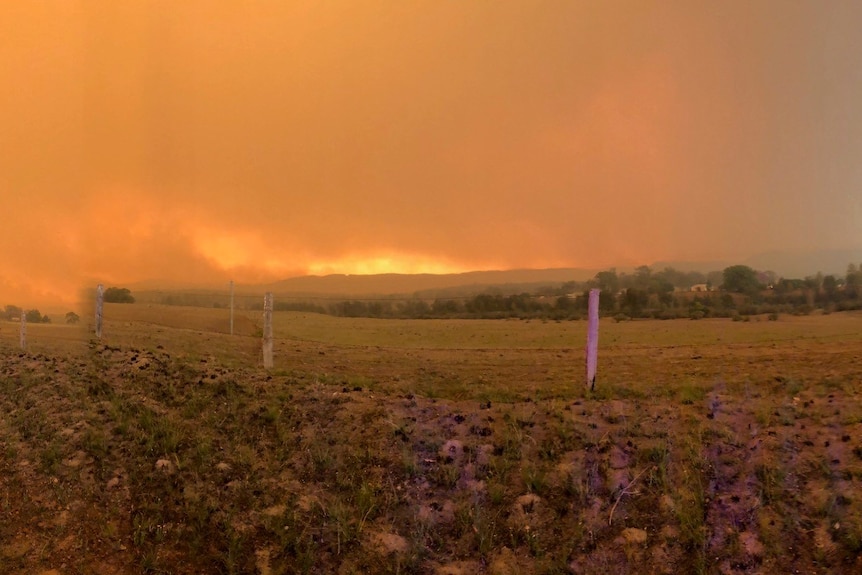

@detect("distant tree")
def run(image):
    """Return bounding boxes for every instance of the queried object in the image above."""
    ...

[652,277,675,297]
[621,288,648,316]
[104,287,135,303]
[722,265,762,295]
[657,285,675,307]
[431,299,463,316]
[705,270,724,290]
[774,278,797,293]
[273,301,327,314]
[25,309,43,323]
[634,265,652,289]
[803,273,823,291]
[822,275,839,302]
[594,269,620,294]
[760,270,779,287]
[65,311,80,324]
[400,300,430,317]
[4,304,22,320]
[555,295,577,312]
[331,300,369,317]
[465,294,501,314]
[846,263,861,298]
[559,281,581,295]
[653,267,706,291]
[684,270,708,288]
[655,267,689,290]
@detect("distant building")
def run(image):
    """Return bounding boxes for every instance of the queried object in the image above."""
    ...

[690,283,710,292]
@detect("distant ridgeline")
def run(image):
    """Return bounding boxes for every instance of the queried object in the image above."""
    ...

[130,264,862,321]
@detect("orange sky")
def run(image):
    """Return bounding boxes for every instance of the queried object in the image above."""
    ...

[2,1,861,309]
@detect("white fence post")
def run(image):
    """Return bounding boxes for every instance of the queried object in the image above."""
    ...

[586,289,600,390]
[263,292,273,369]
[95,284,104,339]
[229,280,235,336]
[19,309,26,351]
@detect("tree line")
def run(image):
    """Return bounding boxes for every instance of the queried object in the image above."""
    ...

[0,286,137,325]
[315,263,862,320]
[1,305,81,324]
[75,264,862,322]
[2,305,53,323]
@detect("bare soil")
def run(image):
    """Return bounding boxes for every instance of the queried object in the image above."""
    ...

[2,314,862,574]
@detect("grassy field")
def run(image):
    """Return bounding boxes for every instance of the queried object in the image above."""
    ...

[1,306,861,574]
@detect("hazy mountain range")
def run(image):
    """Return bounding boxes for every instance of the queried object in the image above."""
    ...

[130,249,860,299]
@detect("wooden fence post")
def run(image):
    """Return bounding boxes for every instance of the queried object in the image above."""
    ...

[586,289,600,390]
[263,292,273,369]
[19,309,26,350]
[95,284,104,339]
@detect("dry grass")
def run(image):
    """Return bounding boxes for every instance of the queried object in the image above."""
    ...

[1,308,861,574]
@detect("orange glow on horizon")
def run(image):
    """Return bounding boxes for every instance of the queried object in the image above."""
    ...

[191,225,482,277]
[305,253,480,276]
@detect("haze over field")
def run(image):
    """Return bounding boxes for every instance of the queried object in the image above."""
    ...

[2,1,861,308]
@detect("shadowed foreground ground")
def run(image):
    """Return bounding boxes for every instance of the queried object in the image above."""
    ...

[2,312,862,573]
